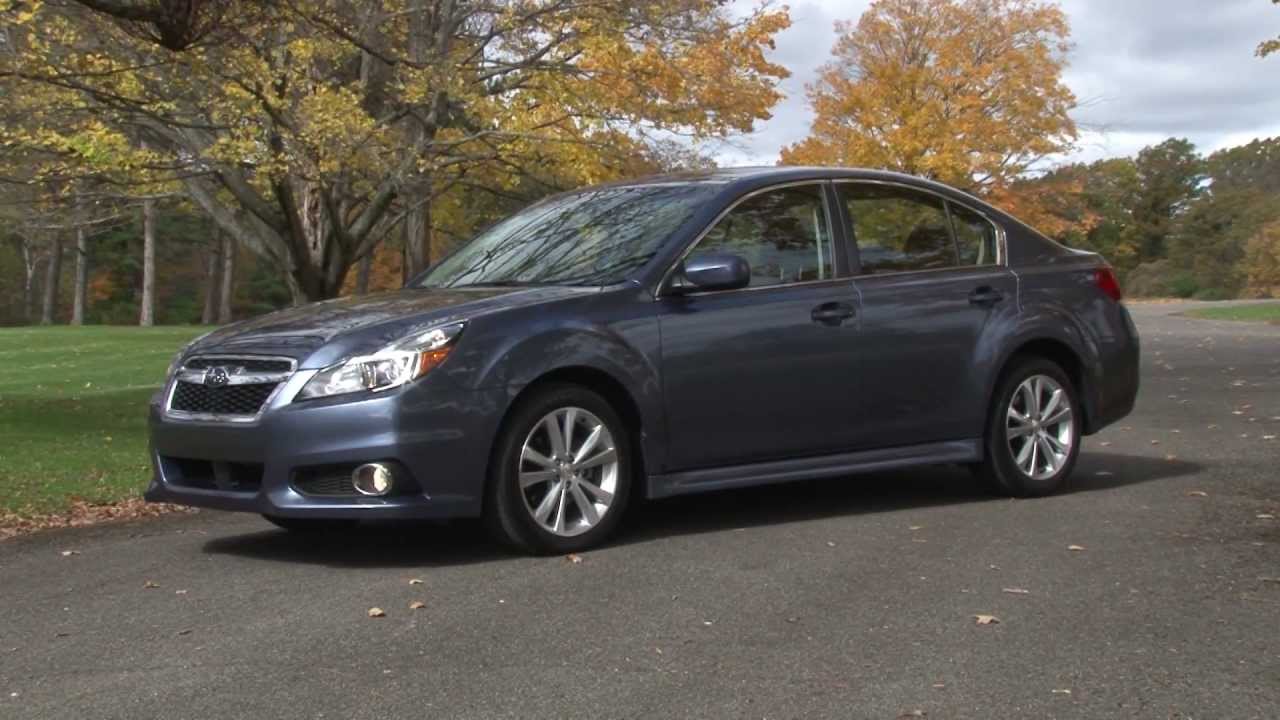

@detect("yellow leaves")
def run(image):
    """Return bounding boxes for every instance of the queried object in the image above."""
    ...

[781,0,1076,194]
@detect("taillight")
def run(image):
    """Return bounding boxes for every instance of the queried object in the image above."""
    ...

[1094,266,1122,302]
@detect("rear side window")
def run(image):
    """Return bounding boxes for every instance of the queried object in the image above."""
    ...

[838,185,956,274]
[950,204,998,266]
[695,184,834,288]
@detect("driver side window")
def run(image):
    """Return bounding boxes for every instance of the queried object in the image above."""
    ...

[695,185,834,288]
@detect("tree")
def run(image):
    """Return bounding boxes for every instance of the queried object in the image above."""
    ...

[1259,0,1279,57]
[1243,220,1280,297]
[5,0,791,302]
[1131,138,1204,260]
[780,0,1077,195]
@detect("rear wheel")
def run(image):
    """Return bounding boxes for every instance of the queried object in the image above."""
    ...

[261,515,358,533]
[974,357,1081,497]
[485,384,632,555]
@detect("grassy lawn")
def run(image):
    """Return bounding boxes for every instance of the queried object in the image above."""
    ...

[0,326,210,518]
[1184,303,1280,323]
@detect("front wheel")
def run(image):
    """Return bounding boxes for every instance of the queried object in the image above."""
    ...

[485,384,632,555]
[973,357,1082,497]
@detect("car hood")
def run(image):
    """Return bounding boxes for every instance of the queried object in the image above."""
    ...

[187,286,598,368]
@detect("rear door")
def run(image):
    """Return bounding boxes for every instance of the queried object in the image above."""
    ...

[837,181,1018,450]
[657,182,862,470]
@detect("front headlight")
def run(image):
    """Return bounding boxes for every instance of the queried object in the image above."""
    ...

[296,322,465,400]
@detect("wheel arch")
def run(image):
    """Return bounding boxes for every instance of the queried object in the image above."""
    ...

[992,336,1095,433]
[490,364,654,504]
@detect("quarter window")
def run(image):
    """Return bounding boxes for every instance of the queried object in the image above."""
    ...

[693,185,834,288]
[950,203,998,266]
[838,185,956,274]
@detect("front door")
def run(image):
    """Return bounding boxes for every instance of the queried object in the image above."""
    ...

[657,183,861,471]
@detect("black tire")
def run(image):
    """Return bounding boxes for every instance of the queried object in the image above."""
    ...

[973,356,1082,497]
[261,515,359,533]
[485,383,633,555]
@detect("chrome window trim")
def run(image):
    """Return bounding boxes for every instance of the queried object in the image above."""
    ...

[654,180,839,300]
[830,178,1008,273]
[163,354,298,424]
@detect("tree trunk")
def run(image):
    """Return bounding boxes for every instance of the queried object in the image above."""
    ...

[355,253,372,295]
[403,198,431,280]
[71,222,89,325]
[139,198,157,326]
[20,238,40,324]
[41,236,63,325]
[201,231,222,324]
[217,232,235,324]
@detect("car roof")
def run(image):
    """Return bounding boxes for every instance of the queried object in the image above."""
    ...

[601,166,987,206]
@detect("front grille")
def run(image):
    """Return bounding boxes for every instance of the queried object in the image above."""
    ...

[162,457,263,492]
[183,357,294,373]
[171,380,279,416]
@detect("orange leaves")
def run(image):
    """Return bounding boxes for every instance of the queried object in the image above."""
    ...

[780,0,1076,194]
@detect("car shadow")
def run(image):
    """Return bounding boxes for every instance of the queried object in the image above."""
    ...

[200,451,1200,568]
[618,451,1201,547]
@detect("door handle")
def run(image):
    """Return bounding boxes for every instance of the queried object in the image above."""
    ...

[811,302,856,326]
[968,286,1005,307]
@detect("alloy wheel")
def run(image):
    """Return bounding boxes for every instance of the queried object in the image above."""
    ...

[1006,374,1074,481]
[518,406,619,537]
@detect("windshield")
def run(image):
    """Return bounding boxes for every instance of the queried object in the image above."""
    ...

[417,184,717,288]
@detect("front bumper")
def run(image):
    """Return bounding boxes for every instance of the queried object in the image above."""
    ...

[144,372,507,520]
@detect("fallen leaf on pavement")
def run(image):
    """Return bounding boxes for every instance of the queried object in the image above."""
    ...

[408,578,423,585]
[176,629,192,636]
[565,553,583,564]
[1186,490,1208,497]
[143,580,159,589]
[1001,587,1030,595]
[974,614,1000,625]
[1052,689,1072,695]
[1099,441,1112,447]
[367,607,386,618]
[1067,545,1086,552]
[1257,514,1275,520]
[409,601,426,610]
[897,711,927,719]
[60,550,79,557]
[826,541,837,547]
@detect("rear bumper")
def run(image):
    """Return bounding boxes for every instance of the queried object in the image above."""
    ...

[1084,303,1140,434]
[144,374,507,520]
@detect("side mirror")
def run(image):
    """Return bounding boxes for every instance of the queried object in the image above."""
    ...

[671,252,751,294]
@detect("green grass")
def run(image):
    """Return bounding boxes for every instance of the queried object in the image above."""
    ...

[0,326,211,517]
[1184,303,1280,323]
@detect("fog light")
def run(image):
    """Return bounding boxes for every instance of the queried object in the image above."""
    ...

[352,463,394,496]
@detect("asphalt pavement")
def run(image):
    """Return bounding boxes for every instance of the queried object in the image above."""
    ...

[1,301,1277,719]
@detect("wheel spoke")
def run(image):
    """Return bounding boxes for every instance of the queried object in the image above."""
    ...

[1015,438,1034,471]
[562,408,577,460]
[1040,388,1062,422]
[569,484,599,526]
[532,480,564,523]
[1043,433,1068,455]
[1028,437,1040,474]
[1043,407,1072,427]
[1007,423,1034,438]
[522,446,556,470]
[573,424,604,464]
[1029,378,1043,417]
[577,479,614,504]
[1037,436,1057,473]
[520,470,556,489]
[543,415,567,458]
[1008,407,1030,424]
[552,484,568,533]
[574,447,616,472]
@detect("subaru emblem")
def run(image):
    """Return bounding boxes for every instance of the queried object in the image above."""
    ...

[205,366,231,387]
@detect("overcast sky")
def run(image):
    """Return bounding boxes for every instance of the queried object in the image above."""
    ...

[710,0,1280,166]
